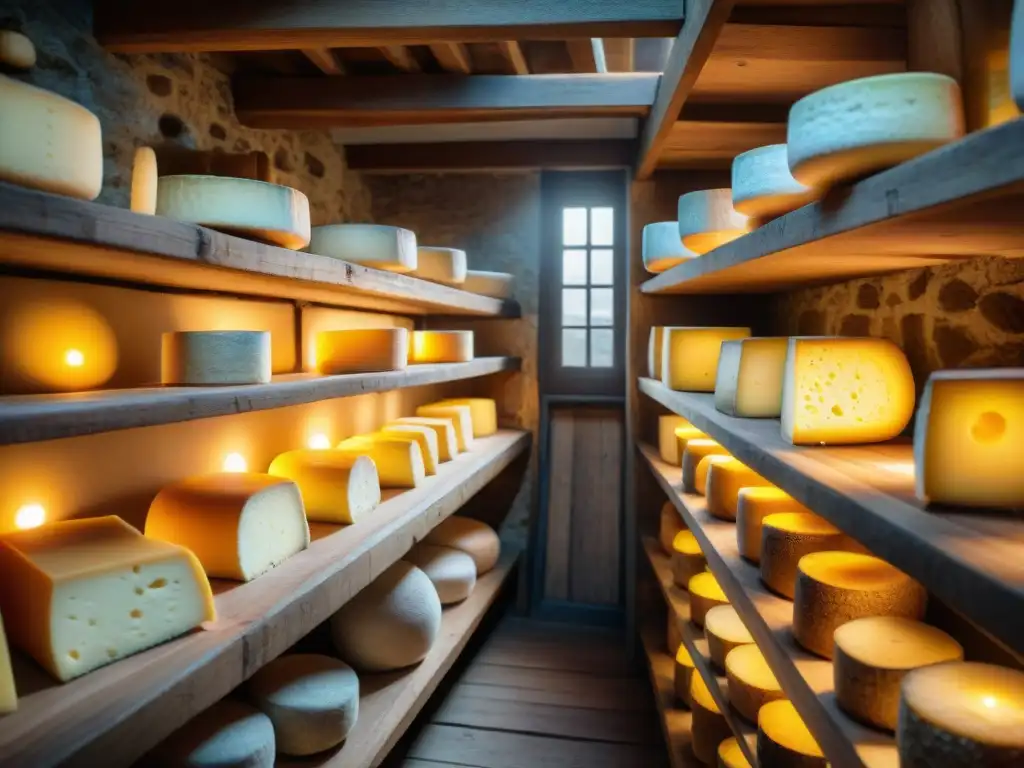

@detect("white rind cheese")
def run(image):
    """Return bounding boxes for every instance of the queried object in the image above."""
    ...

[413,246,468,285]
[674,643,695,708]
[152,699,275,768]
[688,571,729,628]
[403,543,477,604]
[731,144,816,219]
[268,450,381,524]
[642,221,697,273]
[659,501,685,555]
[671,530,706,588]
[736,487,811,564]
[1,610,15,714]
[424,517,500,575]
[131,146,159,215]
[315,328,408,374]
[726,644,785,723]
[715,338,790,418]
[759,512,851,600]
[0,31,36,70]
[462,270,514,299]
[309,223,418,272]
[161,331,272,386]
[662,326,752,392]
[757,700,826,768]
[691,672,732,764]
[409,330,474,364]
[704,605,753,671]
[677,189,750,254]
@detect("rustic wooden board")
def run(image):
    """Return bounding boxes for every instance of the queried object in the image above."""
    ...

[659,119,786,169]
[347,140,636,173]
[442,680,655,712]
[639,625,705,768]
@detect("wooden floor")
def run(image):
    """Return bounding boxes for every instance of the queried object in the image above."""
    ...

[389,617,668,768]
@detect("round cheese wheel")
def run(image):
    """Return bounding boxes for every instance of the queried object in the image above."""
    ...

[677,189,750,255]
[309,224,417,272]
[330,561,441,672]
[154,699,275,768]
[731,144,815,219]
[161,331,272,386]
[315,328,408,374]
[156,175,311,250]
[682,439,730,494]
[247,655,359,756]
[413,246,468,285]
[718,737,752,768]
[757,700,825,768]
[424,517,500,575]
[726,644,784,723]
[695,454,735,497]
[898,662,1024,768]
[788,73,965,190]
[793,552,927,659]
[760,512,852,600]
[0,31,36,70]
[704,605,753,671]
[404,543,476,605]
[674,642,695,708]
[834,616,962,731]
[671,530,706,588]
[736,487,810,564]
[462,270,514,299]
[131,146,158,215]
[659,500,686,555]
[409,330,474,364]
[268,450,381,525]
[689,571,729,628]
[659,415,701,466]
[691,671,732,764]
[706,458,772,521]
[642,221,697,273]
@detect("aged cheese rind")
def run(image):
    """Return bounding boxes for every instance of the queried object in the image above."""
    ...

[413,246,468,285]
[662,326,752,392]
[674,643,695,708]
[757,700,826,768]
[760,512,851,600]
[309,224,417,272]
[403,543,476,605]
[695,455,735,497]
[153,699,275,768]
[424,517,500,575]
[731,144,816,219]
[689,571,729,628]
[416,404,475,451]
[161,331,272,386]
[715,338,790,418]
[704,605,753,671]
[462,270,514,299]
[682,439,730,493]
[381,424,440,474]
[726,644,785,723]
[719,737,752,768]
[678,188,750,255]
[642,221,697,273]
[438,398,498,437]
[659,501,685,555]
[706,459,772,521]
[736,487,811,564]
[391,417,459,461]
[315,328,408,374]
[0,610,15,713]
[131,146,159,215]
[268,450,381,524]
[410,330,475,364]
[336,433,426,489]
[691,671,732,764]
[671,530,706,588]
[659,415,702,466]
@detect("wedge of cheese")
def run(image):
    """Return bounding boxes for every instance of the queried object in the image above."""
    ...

[146,473,310,581]
[309,223,417,272]
[681,439,730,493]
[336,433,426,489]
[757,700,826,768]
[161,331,272,386]
[695,454,734,497]
[726,644,785,723]
[438,398,498,437]
[704,605,752,671]
[732,144,816,219]
[648,327,664,379]
[914,368,1024,509]
[462,270,514,299]
[0,516,215,681]
[1,610,15,713]
[674,643,695,708]
[659,501,685,555]
[381,425,440,474]
[760,512,851,600]
[413,246,467,285]
[268,450,381,524]
[736,487,811,564]
[662,326,752,392]
[642,221,696,273]
[706,458,772,521]
[671,530,705,588]
[677,189,750,254]
[152,699,275,768]
[691,671,732,764]
[658,415,702,465]
[131,146,158,215]
[409,330,474,364]
[390,417,460,460]
[689,571,728,628]
[781,337,915,445]
[715,338,790,418]
[315,328,408,374]
[416,404,474,451]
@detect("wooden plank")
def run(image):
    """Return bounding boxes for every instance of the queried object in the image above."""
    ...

[641,119,1024,294]
[347,140,637,173]
[544,409,575,600]
[380,45,422,72]
[498,41,531,74]
[659,119,786,169]
[729,3,907,28]
[0,182,520,318]
[462,663,649,692]
[603,38,636,71]
[444,681,654,712]
[302,47,345,74]
[567,38,599,72]
[0,357,520,446]
[905,0,964,81]
[639,625,704,768]
[234,74,660,128]
[430,42,473,73]
[0,432,530,768]
[476,636,632,675]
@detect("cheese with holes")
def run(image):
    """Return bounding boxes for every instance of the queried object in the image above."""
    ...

[706,459,772,521]
[0,75,102,200]
[719,737,752,768]
[727,644,785,723]
[715,338,790,418]
[898,662,1024,768]
[659,501,685,555]
[314,328,408,374]
[161,331,272,385]
[330,561,441,672]
[736,487,811,564]
[0,516,215,682]
[409,330,474,364]
[788,73,964,190]
[416,404,475,451]
[760,512,852,600]
[642,221,696,273]
[404,544,476,604]
[309,224,417,272]
[648,327,664,379]
[662,326,752,392]
[834,616,962,731]
[413,246,467,285]
[691,671,732,764]
[1,610,15,713]
[781,337,915,445]
[131,146,158,215]
[689,571,728,628]
[695,454,734,497]
[381,425,439,474]
[268,450,380,524]
[462,270,514,299]
[682,439,730,493]
[156,175,311,250]
[438,398,497,437]
[659,415,702,465]
[672,530,706,588]
[247,654,359,756]
[704,605,753,671]
[674,643,695,707]
[424,517,500,575]
[153,699,275,768]
[757,700,826,768]
[914,368,1024,509]
[678,189,750,254]
[146,473,310,581]
[0,31,36,70]
[732,144,816,219]
[391,417,459,461]
[336,433,425,489]
[793,552,926,659]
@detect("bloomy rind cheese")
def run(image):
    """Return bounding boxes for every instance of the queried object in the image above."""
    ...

[1,610,15,713]
[704,605,753,671]
[691,671,732,764]
[658,415,701,466]
[391,417,459,461]
[131,146,158,215]
[662,326,752,392]
[642,221,697,273]
[731,144,816,219]
[726,644,784,723]
[719,737,752,768]
[403,544,476,605]
[462,270,514,299]
[416,404,475,451]
[0,31,36,70]
[659,501,686,555]
[706,459,772,521]
[689,571,729,628]
[648,327,664,380]
[678,189,750,255]
[682,439,730,494]
[161,331,272,386]
[152,699,275,768]
[715,338,790,418]
[757,700,826,768]
[674,643,695,708]
[760,512,851,600]
[793,551,927,659]
[268,450,381,524]
[315,328,408,374]
[736,487,811,564]
[438,398,498,437]
[336,433,426,489]
[309,224,417,272]
[409,330,474,364]
[671,530,706,588]
[413,246,468,285]
[381,424,439,474]
[424,516,500,575]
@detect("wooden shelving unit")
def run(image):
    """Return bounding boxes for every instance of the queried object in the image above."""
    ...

[639,625,703,768]
[0,431,529,768]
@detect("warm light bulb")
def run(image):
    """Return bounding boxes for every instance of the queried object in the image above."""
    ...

[64,348,85,367]
[15,504,46,530]
[223,452,248,473]
[983,696,998,709]
[308,433,331,450]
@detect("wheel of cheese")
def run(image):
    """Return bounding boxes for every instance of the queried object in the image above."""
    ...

[413,246,467,285]
[718,737,752,768]
[404,543,476,605]
[247,654,359,756]
[462,270,514,299]
[409,330,474,364]
[706,459,772,521]
[437,398,498,437]
[381,424,440,474]
[662,326,752,392]
[153,699,275,768]
[726,644,785,723]
[833,616,962,731]
[691,671,732,764]
[131,146,159,215]
[336,433,425,489]
[659,500,685,555]
[736,487,811,564]
[760,513,851,600]
[268,450,380,524]
[704,605,753,671]
[674,642,695,708]
[424,516,500,575]
[898,662,1024,768]
[659,415,703,466]
[648,327,664,380]
[416,403,475,451]
[315,328,408,374]
[0,75,102,200]
[689,571,729,628]
[694,455,734,498]
[757,700,826,768]
[330,561,442,672]
[682,439,730,494]
[642,221,697,273]
[793,552,927,659]
[787,73,964,190]
[309,223,417,272]
[161,331,272,386]
[677,189,750,254]
[714,337,790,419]
[671,530,706,588]
[0,31,36,70]
[156,175,311,250]
[391,416,459,461]
[731,144,815,219]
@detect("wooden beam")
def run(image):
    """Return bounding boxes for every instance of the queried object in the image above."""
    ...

[658,120,787,169]
[430,42,473,73]
[603,38,635,71]
[94,0,685,52]
[498,41,531,74]
[380,45,422,72]
[301,48,345,74]
[636,0,736,178]
[729,3,907,28]
[346,140,637,172]
[233,74,660,128]
[566,38,599,72]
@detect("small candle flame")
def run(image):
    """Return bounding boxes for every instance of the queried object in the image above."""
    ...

[64,348,85,367]
[15,504,46,530]
[223,452,248,473]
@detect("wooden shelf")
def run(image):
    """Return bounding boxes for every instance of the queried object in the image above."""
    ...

[640,441,899,768]
[639,624,703,768]
[644,538,759,767]
[0,357,520,445]
[0,431,530,768]
[0,182,520,318]
[641,118,1024,293]
[640,377,1024,659]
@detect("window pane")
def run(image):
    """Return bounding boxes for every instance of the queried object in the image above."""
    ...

[590,288,613,326]
[563,208,587,246]
[562,329,588,367]
[590,328,614,367]
[562,249,587,285]
[562,288,587,326]
[590,207,614,246]
[590,249,613,285]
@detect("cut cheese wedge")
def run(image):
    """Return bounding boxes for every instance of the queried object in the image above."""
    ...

[381,425,439,474]
[0,31,36,70]
[732,144,815,219]
[781,337,915,445]
[391,417,459,461]
[424,517,500,575]
[757,700,826,768]
[691,671,732,764]
[674,642,695,708]
[726,644,784,723]
[914,368,1024,509]
[662,326,752,392]
[677,189,750,254]
[161,331,272,385]
[659,501,685,555]
[315,328,408,374]
[336,433,426,488]
[146,473,310,581]
[793,551,927,659]
[153,699,275,768]
[706,459,772,521]
[719,737,752,768]
[0,516,215,682]
[309,223,417,272]
[642,221,696,273]
[409,330,474,364]
[682,439,730,494]
[416,403,475,451]
[1,610,15,713]
[268,450,381,524]
[437,398,498,437]
[404,544,476,605]
[648,327,664,380]
[413,246,467,285]
[760,512,851,600]
[689,571,729,628]
[715,338,790,418]
[704,605,753,671]
[671,530,706,588]
[695,454,735,497]
[834,616,962,731]
[462,270,514,299]
[131,146,158,215]
[736,487,811,564]
[658,414,699,465]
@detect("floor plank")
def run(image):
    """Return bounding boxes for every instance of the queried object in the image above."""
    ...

[445,682,654,713]
[475,638,632,675]
[462,663,648,692]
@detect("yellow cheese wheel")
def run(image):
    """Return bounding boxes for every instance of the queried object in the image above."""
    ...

[691,671,732,764]
[268,450,380,524]
[674,642,695,707]
[706,459,772,521]
[658,415,692,465]
[704,605,753,671]
[409,330,474,364]
[689,571,729,628]
[726,644,785,723]
[834,616,962,731]
[390,417,459,461]
[662,326,752,392]
[760,512,852,600]
[336,433,426,489]
[682,439,730,494]
[659,501,686,555]
[438,398,498,437]
[793,552,927,659]
[714,337,790,418]
[671,530,706,588]
[736,487,811,564]
[381,425,439,474]
[718,737,752,768]
[131,146,158,215]
[416,404,475,451]
[0,610,15,714]
[695,454,734,497]
[757,700,825,768]
[315,328,408,374]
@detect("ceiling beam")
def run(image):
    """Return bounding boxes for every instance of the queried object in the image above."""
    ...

[603,38,635,72]
[728,4,907,28]
[347,140,637,172]
[94,0,685,52]
[430,42,473,74]
[567,38,600,72]
[498,41,530,74]
[301,48,345,75]
[379,45,422,72]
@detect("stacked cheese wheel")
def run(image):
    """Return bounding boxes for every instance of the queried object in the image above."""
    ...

[677,189,750,255]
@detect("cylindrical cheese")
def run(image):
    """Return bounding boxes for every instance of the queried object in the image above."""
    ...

[416,403,475,451]
[672,530,706,588]
[760,512,852,600]
[153,699,275,768]
[413,246,468,285]
[659,414,699,466]
[757,700,826,768]
[726,644,784,723]
[689,571,729,628]
[834,616,962,731]
[131,146,158,215]
[648,327,664,380]
[706,459,772,521]
[437,398,498,437]
[380,424,439,474]
[309,223,417,272]
[714,337,790,419]
[704,605,753,671]
[462,270,514,299]
[161,331,272,385]
[642,221,697,273]
[403,543,477,605]
[424,516,500,575]
[695,455,734,497]
[662,326,752,392]
[793,552,927,659]
[315,328,408,374]
[659,500,686,555]
[731,144,815,219]
[0,31,36,70]
[677,189,750,254]
[268,450,381,524]
[718,737,752,768]
[336,434,425,489]
[409,330,474,364]
[674,642,695,708]
[691,671,732,765]
[736,487,811,564]
[682,439,730,494]
[391,416,459,461]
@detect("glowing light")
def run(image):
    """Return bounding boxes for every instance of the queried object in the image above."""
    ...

[64,348,85,367]
[15,504,46,530]
[308,433,331,450]
[223,452,248,473]
[983,696,998,709]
